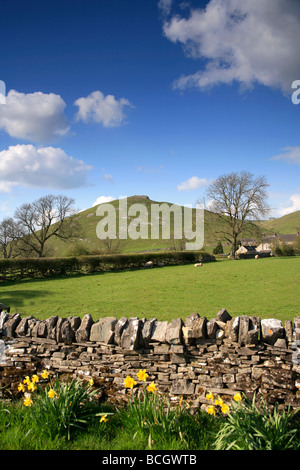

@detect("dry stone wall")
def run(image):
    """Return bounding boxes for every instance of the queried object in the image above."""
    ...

[1,308,300,411]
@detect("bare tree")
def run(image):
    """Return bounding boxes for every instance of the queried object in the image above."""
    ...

[15,194,81,258]
[0,217,22,258]
[205,171,270,258]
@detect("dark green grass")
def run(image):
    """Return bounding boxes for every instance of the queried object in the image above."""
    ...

[0,256,299,323]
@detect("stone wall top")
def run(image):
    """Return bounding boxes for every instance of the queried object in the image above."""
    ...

[0,308,298,351]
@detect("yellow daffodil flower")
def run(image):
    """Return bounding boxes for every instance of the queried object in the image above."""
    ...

[215,397,223,407]
[146,382,157,393]
[206,392,214,402]
[100,414,108,423]
[221,404,230,414]
[48,388,57,398]
[124,376,137,389]
[88,378,94,386]
[27,382,37,392]
[18,383,25,393]
[31,374,39,383]
[136,369,149,382]
[23,376,31,385]
[24,397,33,407]
[41,370,49,379]
[234,393,242,402]
[207,405,216,415]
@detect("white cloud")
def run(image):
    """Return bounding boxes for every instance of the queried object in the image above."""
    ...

[276,193,300,216]
[177,176,210,191]
[92,195,116,207]
[103,173,114,183]
[0,90,70,142]
[271,146,300,165]
[74,90,134,128]
[162,0,300,94]
[0,144,92,191]
[158,0,173,16]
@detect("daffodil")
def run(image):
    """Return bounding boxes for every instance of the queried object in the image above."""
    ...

[88,378,94,386]
[136,369,148,382]
[48,388,57,398]
[221,404,230,414]
[31,374,39,383]
[100,414,108,423]
[206,391,214,402]
[41,369,49,379]
[27,382,37,392]
[24,397,33,407]
[18,383,25,393]
[23,376,31,385]
[207,405,216,415]
[124,376,137,389]
[146,382,157,393]
[215,397,223,407]
[233,392,242,402]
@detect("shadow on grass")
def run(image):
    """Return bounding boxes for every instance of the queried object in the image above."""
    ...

[0,280,54,312]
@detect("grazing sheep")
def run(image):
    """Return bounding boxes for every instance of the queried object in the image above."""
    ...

[0,303,10,313]
[194,263,203,267]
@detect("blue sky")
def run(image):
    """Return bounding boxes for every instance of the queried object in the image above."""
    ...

[0,0,300,220]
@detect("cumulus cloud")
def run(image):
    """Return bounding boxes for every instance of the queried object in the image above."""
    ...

[277,193,300,216]
[177,176,210,191]
[92,195,116,207]
[74,90,134,127]
[162,0,300,94]
[271,146,300,165]
[0,90,70,142]
[0,144,92,192]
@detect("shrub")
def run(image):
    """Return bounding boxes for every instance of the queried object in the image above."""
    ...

[213,241,223,254]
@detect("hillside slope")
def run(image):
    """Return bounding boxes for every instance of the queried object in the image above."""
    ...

[258,210,300,235]
[43,195,266,257]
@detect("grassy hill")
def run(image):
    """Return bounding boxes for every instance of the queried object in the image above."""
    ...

[258,210,300,235]
[42,195,266,257]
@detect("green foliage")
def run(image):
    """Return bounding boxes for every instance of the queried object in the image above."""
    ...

[272,241,295,256]
[213,240,223,254]
[121,386,187,448]
[215,395,299,450]
[23,374,103,440]
[0,250,214,280]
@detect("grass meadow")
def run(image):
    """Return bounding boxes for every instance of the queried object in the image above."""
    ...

[0,256,299,323]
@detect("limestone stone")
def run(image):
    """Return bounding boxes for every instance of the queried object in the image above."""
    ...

[170,379,195,395]
[114,317,128,345]
[151,321,169,343]
[90,317,117,344]
[2,313,21,337]
[142,318,156,347]
[46,316,59,340]
[120,317,143,350]
[56,318,75,344]
[75,314,94,343]
[207,318,218,338]
[225,316,239,341]
[15,316,35,337]
[261,318,284,345]
[216,308,232,323]
[165,318,182,345]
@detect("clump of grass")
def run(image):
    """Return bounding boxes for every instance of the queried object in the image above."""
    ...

[17,370,109,441]
[214,393,299,450]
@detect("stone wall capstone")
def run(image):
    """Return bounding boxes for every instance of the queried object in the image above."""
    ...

[1,308,300,411]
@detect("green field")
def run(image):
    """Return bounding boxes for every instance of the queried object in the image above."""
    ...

[1,256,299,323]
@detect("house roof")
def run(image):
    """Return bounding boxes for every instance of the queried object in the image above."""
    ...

[262,233,299,243]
